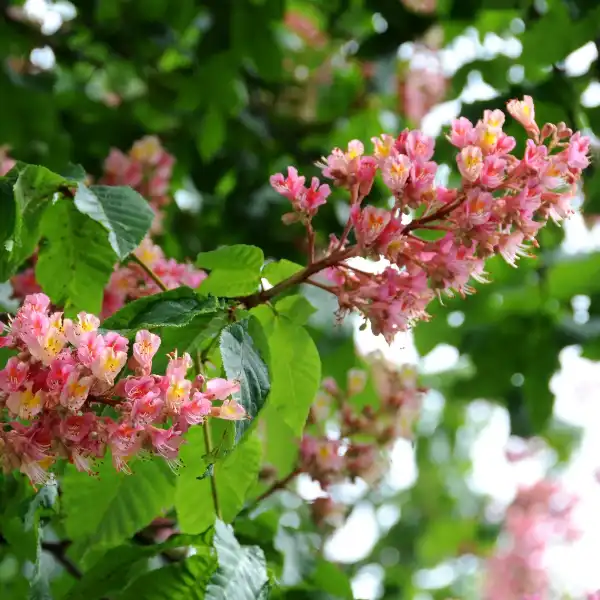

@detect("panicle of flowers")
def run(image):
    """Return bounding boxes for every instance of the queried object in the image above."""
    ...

[0,293,245,485]
[102,238,206,318]
[484,478,580,600]
[298,355,425,528]
[101,136,175,234]
[269,96,591,344]
[10,240,206,319]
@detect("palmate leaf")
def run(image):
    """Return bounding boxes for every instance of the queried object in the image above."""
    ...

[205,520,269,600]
[61,458,176,550]
[219,319,270,442]
[36,199,117,314]
[74,184,155,260]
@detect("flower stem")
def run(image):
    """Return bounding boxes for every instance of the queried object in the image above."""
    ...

[194,351,222,521]
[245,466,302,513]
[129,253,169,292]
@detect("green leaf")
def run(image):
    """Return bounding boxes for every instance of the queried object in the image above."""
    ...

[116,553,218,600]
[198,105,227,162]
[36,200,117,314]
[74,184,154,259]
[310,559,353,600]
[219,320,270,442]
[65,532,213,600]
[253,309,321,436]
[262,259,303,285]
[275,294,316,326]
[197,245,264,297]
[102,287,225,333]
[205,520,269,600]
[1,165,66,279]
[62,458,176,550]
[176,432,262,533]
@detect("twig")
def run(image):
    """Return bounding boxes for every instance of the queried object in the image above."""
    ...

[129,253,169,292]
[307,221,316,265]
[305,279,337,293]
[41,541,81,579]
[244,466,302,514]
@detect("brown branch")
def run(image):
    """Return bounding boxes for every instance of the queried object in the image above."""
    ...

[247,466,302,512]
[41,541,81,579]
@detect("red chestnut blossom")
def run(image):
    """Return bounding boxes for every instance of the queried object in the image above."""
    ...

[0,145,16,176]
[0,294,245,484]
[484,479,580,600]
[270,97,590,344]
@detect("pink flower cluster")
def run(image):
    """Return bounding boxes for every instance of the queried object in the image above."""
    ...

[401,0,437,14]
[0,293,245,485]
[484,479,580,600]
[101,136,175,234]
[300,357,424,527]
[270,97,591,343]
[102,238,206,318]
[10,240,206,319]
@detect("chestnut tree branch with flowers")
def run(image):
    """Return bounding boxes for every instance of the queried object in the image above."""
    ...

[0,97,591,599]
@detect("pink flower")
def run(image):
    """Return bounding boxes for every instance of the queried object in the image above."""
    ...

[0,357,29,393]
[448,117,474,148]
[124,376,158,400]
[270,167,306,201]
[131,392,163,426]
[382,154,411,192]
[213,399,247,420]
[507,95,538,134]
[60,372,94,411]
[480,155,506,189]
[77,331,105,367]
[165,376,192,414]
[166,353,192,380]
[60,413,96,444]
[482,109,505,131]
[133,330,161,373]
[6,384,45,420]
[204,378,240,401]
[23,293,51,313]
[357,156,378,196]
[371,134,397,162]
[405,130,435,162]
[351,205,391,247]
[180,392,212,425]
[91,347,127,384]
[64,312,100,345]
[298,177,331,214]
[567,131,590,170]
[457,145,484,182]
[103,331,129,354]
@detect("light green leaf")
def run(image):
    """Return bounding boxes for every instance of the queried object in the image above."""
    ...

[101,287,225,333]
[62,458,176,550]
[262,259,303,285]
[252,310,321,436]
[36,199,117,314]
[176,431,262,533]
[205,520,269,600]
[74,184,155,259]
[197,245,264,297]
[275,294,316,326]
[219,320,270,442]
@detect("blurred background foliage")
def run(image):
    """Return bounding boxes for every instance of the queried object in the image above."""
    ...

[2,0,600,597]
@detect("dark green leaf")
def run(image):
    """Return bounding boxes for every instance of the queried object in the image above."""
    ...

[219,320,270,442]
[74,184,155,259]
[36,199,117,314]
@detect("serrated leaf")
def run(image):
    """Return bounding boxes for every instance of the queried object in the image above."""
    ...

[102,287,225,333]
[116,553,218,600]
[219,320,270,442]
[65,533,213,600]
[62,458,176,550]
[275,294,316,326]
[36,200,117,314]
[197,245,264,297]
[74,184,154,259]
[1,164,66,279]
[261,259,303,285]
[205,520,269,600]
[176,433,262,533]
[252,310,320,436]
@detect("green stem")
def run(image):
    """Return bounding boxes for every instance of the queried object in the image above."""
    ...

[194,351,222,521]
[129,253,169,291]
